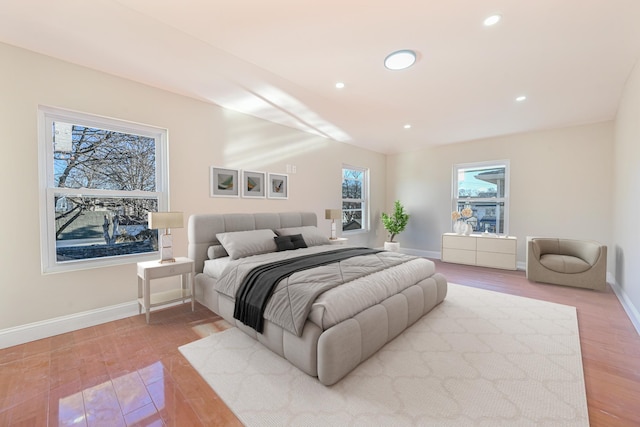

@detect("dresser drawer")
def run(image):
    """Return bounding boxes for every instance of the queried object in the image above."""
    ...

[476,237,516,254]
[442,234,476,250]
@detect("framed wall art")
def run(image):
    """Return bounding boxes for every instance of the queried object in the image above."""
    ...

[242,170,266,198]
[210,166,239,197]
[268,173,288,199]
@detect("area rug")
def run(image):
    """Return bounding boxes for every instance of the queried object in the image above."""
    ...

[179,284,589,426]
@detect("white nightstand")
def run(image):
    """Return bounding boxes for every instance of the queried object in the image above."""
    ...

[137,257,195,323]
[328,237,348,245]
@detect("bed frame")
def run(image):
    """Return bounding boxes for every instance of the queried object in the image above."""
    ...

[188,212,447,385]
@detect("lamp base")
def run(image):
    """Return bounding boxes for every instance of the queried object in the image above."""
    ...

[159,233,175,263]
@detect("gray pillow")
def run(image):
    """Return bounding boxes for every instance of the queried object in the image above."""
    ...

[216,229,277,259]
[207,245,228,259]
[275,226,330,247]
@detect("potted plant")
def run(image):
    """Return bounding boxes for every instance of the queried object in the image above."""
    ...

[381,200,409,251]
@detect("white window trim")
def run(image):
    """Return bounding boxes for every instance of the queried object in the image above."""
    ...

[342,164,369,234]
[38,105,169,274]
[452,159,510,235]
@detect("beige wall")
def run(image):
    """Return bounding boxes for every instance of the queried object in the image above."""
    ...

[613,60,640,319]
[387,122,614,265]
[0,42,386,330]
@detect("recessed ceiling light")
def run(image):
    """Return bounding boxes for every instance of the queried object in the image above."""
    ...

[484,14,501,26]
[335,82,345,89]
[516,95,527,102]
[404,124,412,129]
[384,50,417,70]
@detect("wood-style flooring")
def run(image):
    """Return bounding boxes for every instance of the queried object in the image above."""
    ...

[1,259,639,426]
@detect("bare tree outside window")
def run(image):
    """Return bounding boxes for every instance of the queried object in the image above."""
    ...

[52,123,159,260]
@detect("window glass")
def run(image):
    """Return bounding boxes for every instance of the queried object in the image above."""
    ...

[457,166,505,198]
[341,166,368,232]
[453,161,509,234]
[40,107,168,273]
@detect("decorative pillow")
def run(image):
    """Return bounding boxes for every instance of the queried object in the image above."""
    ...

[274,234,308,252]
[207,244,228,260]
[216,229,277,260]
[275,226,330,247]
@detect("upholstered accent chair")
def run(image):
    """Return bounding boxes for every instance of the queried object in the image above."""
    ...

[526,238,607,291]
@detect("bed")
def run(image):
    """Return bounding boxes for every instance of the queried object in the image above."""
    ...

[188,212,447,385]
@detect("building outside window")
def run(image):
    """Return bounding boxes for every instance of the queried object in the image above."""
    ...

[341,165,369,233]
[453,160,510,234]
[38,106,168,273]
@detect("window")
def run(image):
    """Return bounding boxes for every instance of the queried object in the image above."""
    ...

[341,165,369,233]
[453,160,509,234]
[38,106,168,273]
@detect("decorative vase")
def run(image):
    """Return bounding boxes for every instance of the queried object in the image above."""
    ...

[463,222,472,235]
[453,221,464,234]
[384,241,400,252]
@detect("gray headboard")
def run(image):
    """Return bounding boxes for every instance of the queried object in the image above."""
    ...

[188,212,317,274]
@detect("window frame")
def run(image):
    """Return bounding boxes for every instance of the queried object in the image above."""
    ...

[38,106,169,273]
[452,160,510,235]
[341,164,369,234]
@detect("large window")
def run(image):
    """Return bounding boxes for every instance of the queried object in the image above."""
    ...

[341,165,369,233]
[38,106,168,273]
[453,160,509,234]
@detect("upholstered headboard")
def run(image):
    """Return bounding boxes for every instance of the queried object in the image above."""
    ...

[187,212,317,274]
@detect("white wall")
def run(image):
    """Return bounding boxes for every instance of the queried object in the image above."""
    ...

[386,122,614,266]
[613,60,640,326]
[0,42,386,333]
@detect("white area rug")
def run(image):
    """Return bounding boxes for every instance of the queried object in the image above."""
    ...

[179,284,589,426]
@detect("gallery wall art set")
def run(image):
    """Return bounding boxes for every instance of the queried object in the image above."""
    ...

[210,166,288,199]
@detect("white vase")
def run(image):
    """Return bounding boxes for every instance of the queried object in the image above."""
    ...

[453,221,463,234]
[384,241,400,252]
[463,222,472,235]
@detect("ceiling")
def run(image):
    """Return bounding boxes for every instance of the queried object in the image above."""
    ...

[2,0,640,154]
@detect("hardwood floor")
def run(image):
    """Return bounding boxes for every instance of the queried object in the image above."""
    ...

[1,259,639,426]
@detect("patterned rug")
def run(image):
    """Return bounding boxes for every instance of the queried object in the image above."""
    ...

[179,284,589,426]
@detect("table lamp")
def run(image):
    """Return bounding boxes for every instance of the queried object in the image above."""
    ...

[325,209,341,240]
[148,211,184,263]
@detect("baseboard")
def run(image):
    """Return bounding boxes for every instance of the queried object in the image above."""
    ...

[608,272,640,335]
[0,301,140,349]
[399,247,441,259]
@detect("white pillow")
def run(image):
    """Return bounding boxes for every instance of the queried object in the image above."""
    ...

[275,226,330,247]
[216,229,277,259]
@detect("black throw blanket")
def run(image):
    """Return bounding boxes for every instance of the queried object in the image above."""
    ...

[234,247,382,333]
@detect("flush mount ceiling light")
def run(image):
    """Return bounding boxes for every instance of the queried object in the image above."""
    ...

[384,50,417,70]
[484,14,502,26]
[335,82,345,89]
[516,95,527,102]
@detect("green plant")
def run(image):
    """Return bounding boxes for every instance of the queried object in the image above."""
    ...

[381,200,409,242]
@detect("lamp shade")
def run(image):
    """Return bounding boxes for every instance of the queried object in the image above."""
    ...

[148,212,184,230]
[325,209,341,220]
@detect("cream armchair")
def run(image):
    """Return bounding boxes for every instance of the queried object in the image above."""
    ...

[526,238,607,291]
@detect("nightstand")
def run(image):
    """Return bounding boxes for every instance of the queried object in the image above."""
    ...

[137,257,195,323]
[328,237,348,245]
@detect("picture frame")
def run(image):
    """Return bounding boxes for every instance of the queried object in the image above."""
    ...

[241,170,266,198]
[267,173,289,199]
[210,166,239,197]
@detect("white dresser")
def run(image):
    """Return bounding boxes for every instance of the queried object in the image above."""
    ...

[441,233,517,270]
